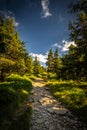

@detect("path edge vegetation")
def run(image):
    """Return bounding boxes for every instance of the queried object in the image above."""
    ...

[0,74,33,130]
[46,76,87,125]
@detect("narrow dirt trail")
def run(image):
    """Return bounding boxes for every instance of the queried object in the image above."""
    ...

[29,78,86,130]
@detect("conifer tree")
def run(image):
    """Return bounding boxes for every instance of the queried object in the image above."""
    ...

[46,48,54,72]
[33,56,41,75]
[0,16,27,80]
[54,48,59,73]
[25,55,34,74]
[69,0,87,80]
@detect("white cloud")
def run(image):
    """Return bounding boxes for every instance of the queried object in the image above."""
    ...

[51,40,76,53]
[41,0,52,18]
[30,53,47,63]
[14,20,19,27]
[52,43,62,49]
[62,40,76,52]
[52,43,58,47]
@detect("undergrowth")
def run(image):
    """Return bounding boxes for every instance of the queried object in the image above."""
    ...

[9,107,32,130]
[0,74,32,130]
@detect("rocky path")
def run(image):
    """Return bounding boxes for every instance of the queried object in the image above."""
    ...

[29,79,87,130]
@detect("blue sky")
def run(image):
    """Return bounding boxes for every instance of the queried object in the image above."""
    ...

[0,0,76,65]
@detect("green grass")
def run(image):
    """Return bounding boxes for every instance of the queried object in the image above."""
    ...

[25,74,36,81]
[47,80,87,124]
[0,74,32,130]
[47,72,58,81]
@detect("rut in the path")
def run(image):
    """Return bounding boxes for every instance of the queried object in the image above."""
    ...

[29,79,87,130]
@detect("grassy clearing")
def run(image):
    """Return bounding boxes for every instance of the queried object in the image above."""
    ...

[0,74,32,130]
[47,80,87,124]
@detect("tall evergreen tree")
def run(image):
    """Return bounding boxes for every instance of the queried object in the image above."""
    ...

[0,16,27,80]
[25,54,34,74]
[61,45,78,80]
[54,48,59,73]
[46,48,54,72]
[33,56,41,75]
[69,0,87,80]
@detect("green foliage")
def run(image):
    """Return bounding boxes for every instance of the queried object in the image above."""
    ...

[68,0,87,80]
[51,0,87,81]
[47,81,87,124]
[25,55,34,74]
[0,16,30,80]
[41,72,47,79]
[33,56,41,75]
[53,48,59,73]
[46,48,54,72]
[0,86,18,105]
[25,74,36,81]
[0,74,32,129]
[6,74,32,89]
[47,72,57,81]
[46,48,62,78]
[0,57,15,81]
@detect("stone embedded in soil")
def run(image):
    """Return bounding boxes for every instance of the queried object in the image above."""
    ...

[54,109,68,115]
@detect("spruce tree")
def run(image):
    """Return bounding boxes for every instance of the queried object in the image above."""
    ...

[25,55,34,74]
[0,16,27,80]
[33,56,41,75]
[54,48,59,74]
[46,48,54,72]
[69,0,87,80]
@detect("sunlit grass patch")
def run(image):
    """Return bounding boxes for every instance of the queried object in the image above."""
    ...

[47,81,87,124]
[25,74,36,80]
[47,73,58,81]
[21,89,29,95]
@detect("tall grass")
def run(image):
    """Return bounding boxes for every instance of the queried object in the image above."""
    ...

[47,81,87,124]
[0,74,32,130]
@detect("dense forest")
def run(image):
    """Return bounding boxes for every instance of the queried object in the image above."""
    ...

[0,16,46,81]
[46,0,87,81]
[0,0,87,129]
[0,0,87,81]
